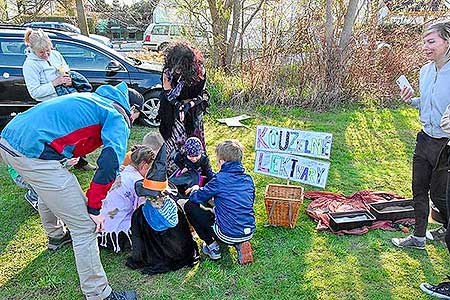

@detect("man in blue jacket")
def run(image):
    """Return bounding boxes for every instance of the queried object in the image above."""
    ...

[0,82,141,300]
[184,139,256,265]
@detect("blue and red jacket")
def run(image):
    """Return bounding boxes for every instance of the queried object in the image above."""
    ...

[1,82,132,214]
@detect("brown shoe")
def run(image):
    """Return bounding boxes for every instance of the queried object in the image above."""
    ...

[75,163,97,171]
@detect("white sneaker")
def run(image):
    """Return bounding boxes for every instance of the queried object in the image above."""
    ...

[426,226,447,241]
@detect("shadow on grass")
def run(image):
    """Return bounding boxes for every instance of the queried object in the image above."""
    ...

[0,244,80,300]
[0,163,40,254]
[322,231,395,300]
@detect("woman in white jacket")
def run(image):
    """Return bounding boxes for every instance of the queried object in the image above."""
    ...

[22,28,72,102]
[21,28,95,171]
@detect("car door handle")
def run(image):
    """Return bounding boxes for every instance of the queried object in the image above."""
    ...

[13,83,27,87]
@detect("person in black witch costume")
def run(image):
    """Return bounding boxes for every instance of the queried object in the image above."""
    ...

[126,144,199,275]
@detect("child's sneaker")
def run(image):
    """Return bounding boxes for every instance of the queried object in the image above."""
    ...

[235,241,253,265]
[48,231,72,251]
[24,190,38,211]
[202,242,221,260]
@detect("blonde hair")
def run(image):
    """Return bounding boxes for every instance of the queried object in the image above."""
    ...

[142,132,164,153]
[215,139,244,162]
[130,145,155,169]
[424,21,450,63]
[24,28,52,51]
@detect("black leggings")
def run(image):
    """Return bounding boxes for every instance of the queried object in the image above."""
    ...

[184,201,216,245]
[446,158,450,253]
[412,131,449,237]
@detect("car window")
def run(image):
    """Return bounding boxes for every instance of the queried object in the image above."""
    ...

[53,41,114,70]
[151,25,169,35]
[0,39,26,67]
[35,23,52,29]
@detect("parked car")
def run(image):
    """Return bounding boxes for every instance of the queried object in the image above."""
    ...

[143,23,207,52]
[22,21,113,48]
[0,25,163,128]
[89,34,114,48]
[23,21,81,34]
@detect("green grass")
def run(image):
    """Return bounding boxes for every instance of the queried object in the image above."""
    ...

[1,106,449,300]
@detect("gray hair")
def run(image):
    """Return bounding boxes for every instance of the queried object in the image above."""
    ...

[24,28,52,51]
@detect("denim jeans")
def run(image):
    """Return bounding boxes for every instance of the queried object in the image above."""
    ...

[412,131,449,237]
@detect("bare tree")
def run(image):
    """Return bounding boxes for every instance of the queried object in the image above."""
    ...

[321,0,360,106]
[176,0,264,70]
[76,0,89,35]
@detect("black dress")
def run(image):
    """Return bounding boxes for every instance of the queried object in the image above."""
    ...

[126,205,199,275]
[158,75,208,174]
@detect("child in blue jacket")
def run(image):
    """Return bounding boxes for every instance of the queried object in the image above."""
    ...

[184,139,255,265]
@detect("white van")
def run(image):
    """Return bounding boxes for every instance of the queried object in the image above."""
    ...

[143,23,184,51]
[143,23,207,52]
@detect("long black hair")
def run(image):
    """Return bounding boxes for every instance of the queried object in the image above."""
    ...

[163,41,204,86]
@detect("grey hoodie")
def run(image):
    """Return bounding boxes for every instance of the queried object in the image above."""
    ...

[22,49,68,102]
[410,60,450,139]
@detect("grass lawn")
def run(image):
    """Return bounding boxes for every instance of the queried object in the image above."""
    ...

[0,105,449,300]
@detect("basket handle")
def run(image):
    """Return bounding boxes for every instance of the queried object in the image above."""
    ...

[268,200,277,219]
[288,201,293,228]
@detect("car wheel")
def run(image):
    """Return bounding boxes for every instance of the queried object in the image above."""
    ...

[139,90,161,127]
[158,42,169,52]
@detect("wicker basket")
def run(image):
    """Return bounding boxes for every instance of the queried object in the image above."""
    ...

[264,184,304,228]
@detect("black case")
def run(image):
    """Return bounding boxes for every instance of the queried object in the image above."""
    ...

[328,210,376,231]
[368,199,414,221]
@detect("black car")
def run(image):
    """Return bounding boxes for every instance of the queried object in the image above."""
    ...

[0,25,162,127]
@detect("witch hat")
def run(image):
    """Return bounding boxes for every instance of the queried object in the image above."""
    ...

[135,144,168,197]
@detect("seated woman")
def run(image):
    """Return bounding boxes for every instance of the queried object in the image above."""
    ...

[99,145,155,252]
[169,137,215,195]
[126,144,199,275]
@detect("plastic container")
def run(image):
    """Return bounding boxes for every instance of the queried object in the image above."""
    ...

[328,210,376,231]
[368,199,414,221]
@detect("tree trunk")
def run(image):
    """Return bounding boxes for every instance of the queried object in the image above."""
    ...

[207,0,231,68]
[76,0,89,36]
[338,0,359,61]
[225,0,242,68]
[320,0,359,108]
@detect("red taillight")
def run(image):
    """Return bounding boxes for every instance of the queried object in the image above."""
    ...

[145,34,151,42]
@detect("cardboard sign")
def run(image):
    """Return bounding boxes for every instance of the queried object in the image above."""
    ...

[254,150,330,188]
[255,125,332,160]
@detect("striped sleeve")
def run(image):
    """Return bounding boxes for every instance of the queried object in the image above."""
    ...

[158,199,178,227]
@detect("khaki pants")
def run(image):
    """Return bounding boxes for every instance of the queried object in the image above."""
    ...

[0,139,112,300]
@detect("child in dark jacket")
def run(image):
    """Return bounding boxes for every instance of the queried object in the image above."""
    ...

[169,137,214,195]
[184,139,255,265]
